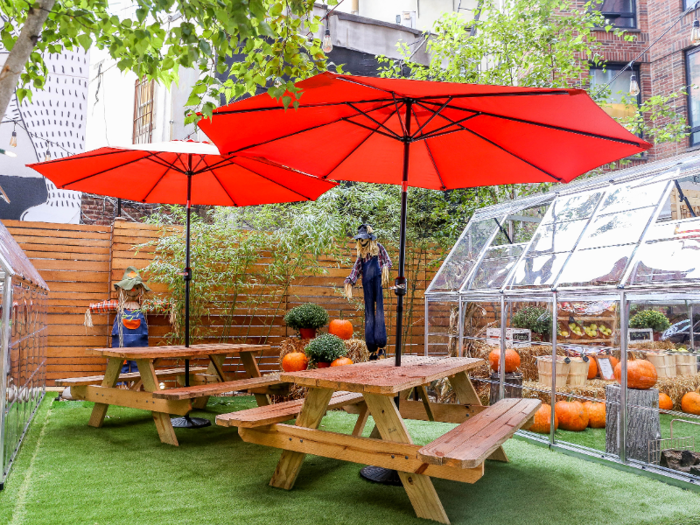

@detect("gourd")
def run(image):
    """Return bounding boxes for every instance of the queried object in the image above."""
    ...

[555,400,589,431]
[613,359,657,390]
[328,319,353,340]
[282,351,309,373]
[659,392,674,411]
[330,357,353,367]
[587,357,598,380]
[527,404,558,434]
[489,349,521,373]
[583,401,606,428]
[681,389,700,415]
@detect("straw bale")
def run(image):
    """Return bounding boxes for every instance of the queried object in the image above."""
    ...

[656,375,700,410]
[630,340,676,351]
[521,379,610,404]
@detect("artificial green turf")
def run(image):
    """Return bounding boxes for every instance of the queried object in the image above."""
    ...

[2,394,700,525]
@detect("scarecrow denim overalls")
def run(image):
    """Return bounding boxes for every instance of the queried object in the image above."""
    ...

[111,310,148,374]
[361,255,387,353]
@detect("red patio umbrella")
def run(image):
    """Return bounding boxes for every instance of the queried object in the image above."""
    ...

[29,140,336,427]
[199,72,651,367]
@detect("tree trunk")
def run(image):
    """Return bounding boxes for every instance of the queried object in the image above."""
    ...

[0,0,56,122]
[605,384,661,462]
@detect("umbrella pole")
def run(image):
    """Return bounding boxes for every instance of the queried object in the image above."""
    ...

[172,168,211,429]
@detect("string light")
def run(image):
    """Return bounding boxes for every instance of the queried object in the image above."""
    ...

[9,122,17,148]
[0,148,17,158]
[322,28,333,53]
[44,149,51,162]
[629,73,640,97]
[692,19,700,46]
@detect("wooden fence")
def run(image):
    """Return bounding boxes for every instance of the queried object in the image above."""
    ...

[4,219,443,385]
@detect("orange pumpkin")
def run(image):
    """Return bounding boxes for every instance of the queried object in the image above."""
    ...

[489,349,521,373]
[659,392,674,411]
[328,319,353,340]
[555,400,589,431]
[330,357,353,367]
[527,404,558,434]
[583,401,606,428]
[281,351,308,373]
[681,390,700,415]
[609,355,619,369]
[587,357,598,380]
[614,359,657,390]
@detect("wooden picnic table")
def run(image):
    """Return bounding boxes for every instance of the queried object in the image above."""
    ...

[216,356,540,524]
[73,343,273,446]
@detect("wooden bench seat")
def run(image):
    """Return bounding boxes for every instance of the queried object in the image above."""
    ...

[55,366,209,387]
[216,391,364,428]
[418,398,541,469]
[152,373,284,400]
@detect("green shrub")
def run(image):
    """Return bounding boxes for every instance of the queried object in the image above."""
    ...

[511,306,552,335]
[630,310,671,333]
[305,334,347,364]
[284,303,329,330]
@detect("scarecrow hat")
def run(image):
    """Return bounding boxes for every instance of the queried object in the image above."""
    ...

[115,266,151,292]
[354,224,376,241]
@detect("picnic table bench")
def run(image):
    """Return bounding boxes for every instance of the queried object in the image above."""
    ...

[216,356,540,524]
[60,343,286,446]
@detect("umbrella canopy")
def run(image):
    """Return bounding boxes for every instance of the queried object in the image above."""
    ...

[199,72,652,367]
[28,140,335,206]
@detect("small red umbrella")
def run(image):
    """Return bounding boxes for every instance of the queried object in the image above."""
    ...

[29,140,336,427]
[199,72,651,366]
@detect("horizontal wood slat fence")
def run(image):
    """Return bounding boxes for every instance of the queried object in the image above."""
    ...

[4,219,444,385]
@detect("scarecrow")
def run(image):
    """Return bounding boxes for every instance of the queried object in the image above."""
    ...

[344,224,391,359]
[85,267,168,375]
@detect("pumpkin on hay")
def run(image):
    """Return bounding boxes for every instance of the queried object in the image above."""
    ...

[587,357,598,380]
[489,349,521,373]
[282,351,308,373]
[681,389,700,415]
[328,319,353,340]
[613,359,657,390]
[527,404,557,434]
[555,400,589,431]
[331,357,353,367]
[609,355,619,369]
[659,392,674,411]
[583,401,606,428]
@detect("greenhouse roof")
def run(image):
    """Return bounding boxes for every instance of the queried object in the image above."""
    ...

[427,151,700,297]
[0,221,48,290]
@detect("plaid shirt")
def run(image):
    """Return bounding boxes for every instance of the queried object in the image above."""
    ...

[344,243,392,285]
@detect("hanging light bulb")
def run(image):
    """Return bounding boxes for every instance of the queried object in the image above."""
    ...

[44,148,51,162]
[0,148,17,158]
[692,20,700,47]
[322,28,333,53]
[629,74,640,97]
[9,123,17,148]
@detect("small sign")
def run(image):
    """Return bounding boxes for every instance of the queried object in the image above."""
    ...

[628,328,653,343]
[486,328,531,348]
[597,356,615,380]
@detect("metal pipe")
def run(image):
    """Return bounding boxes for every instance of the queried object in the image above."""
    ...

[690,303,695,351]
[620,289,628,463]
[424,298,429,356]
[550,291,557,446]
[184,161,193,387]
[0,275,12,481]
[498,294,506,401]
[394,99,412,367]
[457,298,464,357]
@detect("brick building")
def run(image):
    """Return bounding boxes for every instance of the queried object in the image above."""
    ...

[589,0,700,160]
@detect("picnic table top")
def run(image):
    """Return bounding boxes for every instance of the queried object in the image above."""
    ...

[86,343,271,360]
[280,355,483,394]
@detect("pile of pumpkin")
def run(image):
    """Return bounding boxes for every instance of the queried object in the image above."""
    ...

[282,305,357,372]
[490,349,700,433]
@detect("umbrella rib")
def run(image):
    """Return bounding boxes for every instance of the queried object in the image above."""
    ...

[392,95,407,136]
[30,148,135,166]
[346,102,402,140]
[59,152,160,189]
[201,158,239,207]
[223,158,315,201]
[413,113,482,142]
[340,118,402,141]
[336,75,400,96]
[420,89,572,100]
[211,98,391,116]
[323,108,399,180]
[140,165,171,203]
[423,141,447,191]
[419,99,646,147]
[411,97,453,139]
[144,155,188,173]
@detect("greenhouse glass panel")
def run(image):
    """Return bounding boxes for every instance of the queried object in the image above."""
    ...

[557,244,635,287]
[510,252,569,287]
[469,244,526,290]
[576,206,656,250]
[526,220,588,255]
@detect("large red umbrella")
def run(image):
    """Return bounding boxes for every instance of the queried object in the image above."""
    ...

[199,72,651,366]
[29,140,336,427]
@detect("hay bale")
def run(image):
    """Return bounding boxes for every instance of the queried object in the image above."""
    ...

[657,375,700,410]
[521,379,609,404]
[344,338,370,363]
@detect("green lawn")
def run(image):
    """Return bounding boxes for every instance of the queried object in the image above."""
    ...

[2,394,700,525]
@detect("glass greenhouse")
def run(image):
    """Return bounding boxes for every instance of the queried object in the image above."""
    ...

[0,221,48,489]
[426,151,700,487]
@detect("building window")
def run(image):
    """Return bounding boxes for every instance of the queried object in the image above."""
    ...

[590,64,641,122]
[687,48,700,147]
[596,0,637,29]
[133,77,155,144]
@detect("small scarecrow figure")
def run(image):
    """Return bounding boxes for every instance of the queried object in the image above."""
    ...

[344,224,391,359]
[85,266,152,375]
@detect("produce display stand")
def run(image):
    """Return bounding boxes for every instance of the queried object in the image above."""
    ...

[425,152,700,489]
[0,221,49,489]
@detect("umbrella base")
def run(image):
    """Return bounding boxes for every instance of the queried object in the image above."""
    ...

[171,415,211,429]
[359,466,402,486]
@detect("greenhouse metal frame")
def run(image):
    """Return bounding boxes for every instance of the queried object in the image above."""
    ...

[0,221,48,489]
[425,151,700,488]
